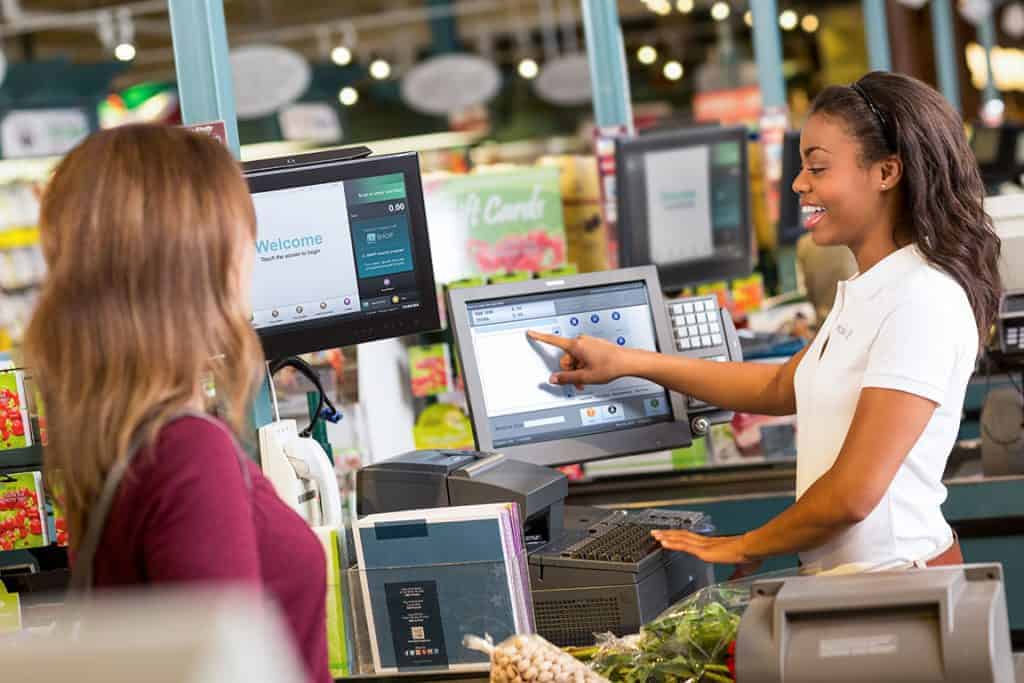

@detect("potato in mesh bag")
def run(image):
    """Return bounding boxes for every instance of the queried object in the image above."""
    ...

[464,633,609,683]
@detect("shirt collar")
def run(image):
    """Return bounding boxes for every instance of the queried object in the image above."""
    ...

[842,244,924,301]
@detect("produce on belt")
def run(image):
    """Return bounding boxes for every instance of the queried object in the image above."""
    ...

[465,633,609,683]
[583,587,748,683]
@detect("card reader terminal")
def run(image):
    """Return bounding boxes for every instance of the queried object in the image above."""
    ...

[665,294,743,435]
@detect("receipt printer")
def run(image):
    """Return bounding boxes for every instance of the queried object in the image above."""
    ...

[356,449,567,546]
[737,563,1014,683]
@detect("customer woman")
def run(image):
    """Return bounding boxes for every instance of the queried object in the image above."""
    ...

[24,126,330,682]
[530,71,1001,574]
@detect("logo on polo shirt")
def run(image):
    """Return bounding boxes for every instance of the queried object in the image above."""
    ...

[836,323,853,340]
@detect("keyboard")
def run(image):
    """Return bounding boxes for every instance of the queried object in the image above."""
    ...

[558,509,712,565]
[564,523,659,563]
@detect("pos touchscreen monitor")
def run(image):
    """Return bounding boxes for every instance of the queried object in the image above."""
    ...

[244,150,440,359]
[447,266,693,467]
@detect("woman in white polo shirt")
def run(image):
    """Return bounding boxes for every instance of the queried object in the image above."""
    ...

[529,71,1002,573]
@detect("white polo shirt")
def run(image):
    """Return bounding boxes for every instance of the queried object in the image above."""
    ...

[793,244,978,572]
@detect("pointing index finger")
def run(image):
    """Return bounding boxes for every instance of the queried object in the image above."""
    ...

[527,329,572,351]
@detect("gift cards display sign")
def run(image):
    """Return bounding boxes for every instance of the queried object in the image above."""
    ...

[423,168,567,283]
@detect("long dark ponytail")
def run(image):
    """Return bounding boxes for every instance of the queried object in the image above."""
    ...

[810,71,1002,344]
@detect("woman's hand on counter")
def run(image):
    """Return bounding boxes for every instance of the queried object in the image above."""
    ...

[527,330,643,389]
[650,529,753,565]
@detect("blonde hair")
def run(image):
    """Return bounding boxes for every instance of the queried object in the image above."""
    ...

[25,125,263,552]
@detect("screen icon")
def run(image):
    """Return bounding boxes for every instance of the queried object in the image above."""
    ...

[570,317,579,327]
[612,311,621,321]
[590,314,600,324]
[616,336,626,346]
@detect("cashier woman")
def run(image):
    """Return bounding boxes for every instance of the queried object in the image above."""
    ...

[531,72,1002,574]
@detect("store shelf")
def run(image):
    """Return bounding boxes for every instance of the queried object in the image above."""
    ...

[0,443,43,473]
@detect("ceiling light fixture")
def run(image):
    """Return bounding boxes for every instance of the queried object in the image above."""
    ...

[114,42,136,61]
[663,60,684,81]
[369,58,391,80]
[518,57,539,79]
[338,86,359,106]
[331,46,352,66]
[637,45,658,64]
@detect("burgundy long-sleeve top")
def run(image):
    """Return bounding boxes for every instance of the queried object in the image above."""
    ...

[89,415,331,683]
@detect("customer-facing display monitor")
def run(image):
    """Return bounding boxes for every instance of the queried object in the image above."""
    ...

[616,125,753,291]
[447,267,692,467]
[245,151,439,359]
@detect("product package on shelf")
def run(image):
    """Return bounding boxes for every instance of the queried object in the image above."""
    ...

[0,370,31,451]
[412,403,475,451]
[354,502,533,674]
[0,472,48,551]
[536,154,609,273]
[408,343,454,398]
[423,167,567,284]
[317,527,354,678]
[0,580,21,634]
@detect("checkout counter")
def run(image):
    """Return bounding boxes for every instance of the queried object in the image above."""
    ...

[356,450,1021,682]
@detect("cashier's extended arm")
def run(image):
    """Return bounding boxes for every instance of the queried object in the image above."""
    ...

[527,330,940,565]
[525,330,807,417]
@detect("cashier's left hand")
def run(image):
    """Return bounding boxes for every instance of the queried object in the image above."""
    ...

[651,529,752,565]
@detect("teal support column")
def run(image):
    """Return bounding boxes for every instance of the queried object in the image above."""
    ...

[168,0,274,435]
[750,0,786,109]
[977,12,999,104]
[930,0,962,114]
[580,0,633,131]
[168,0,241,156]
[863,0,893,72]
[427,0,460,54]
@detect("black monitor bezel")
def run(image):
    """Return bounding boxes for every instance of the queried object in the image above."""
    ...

[616,125,754,291]
[244,151,440,360]
[447,266,693,468]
